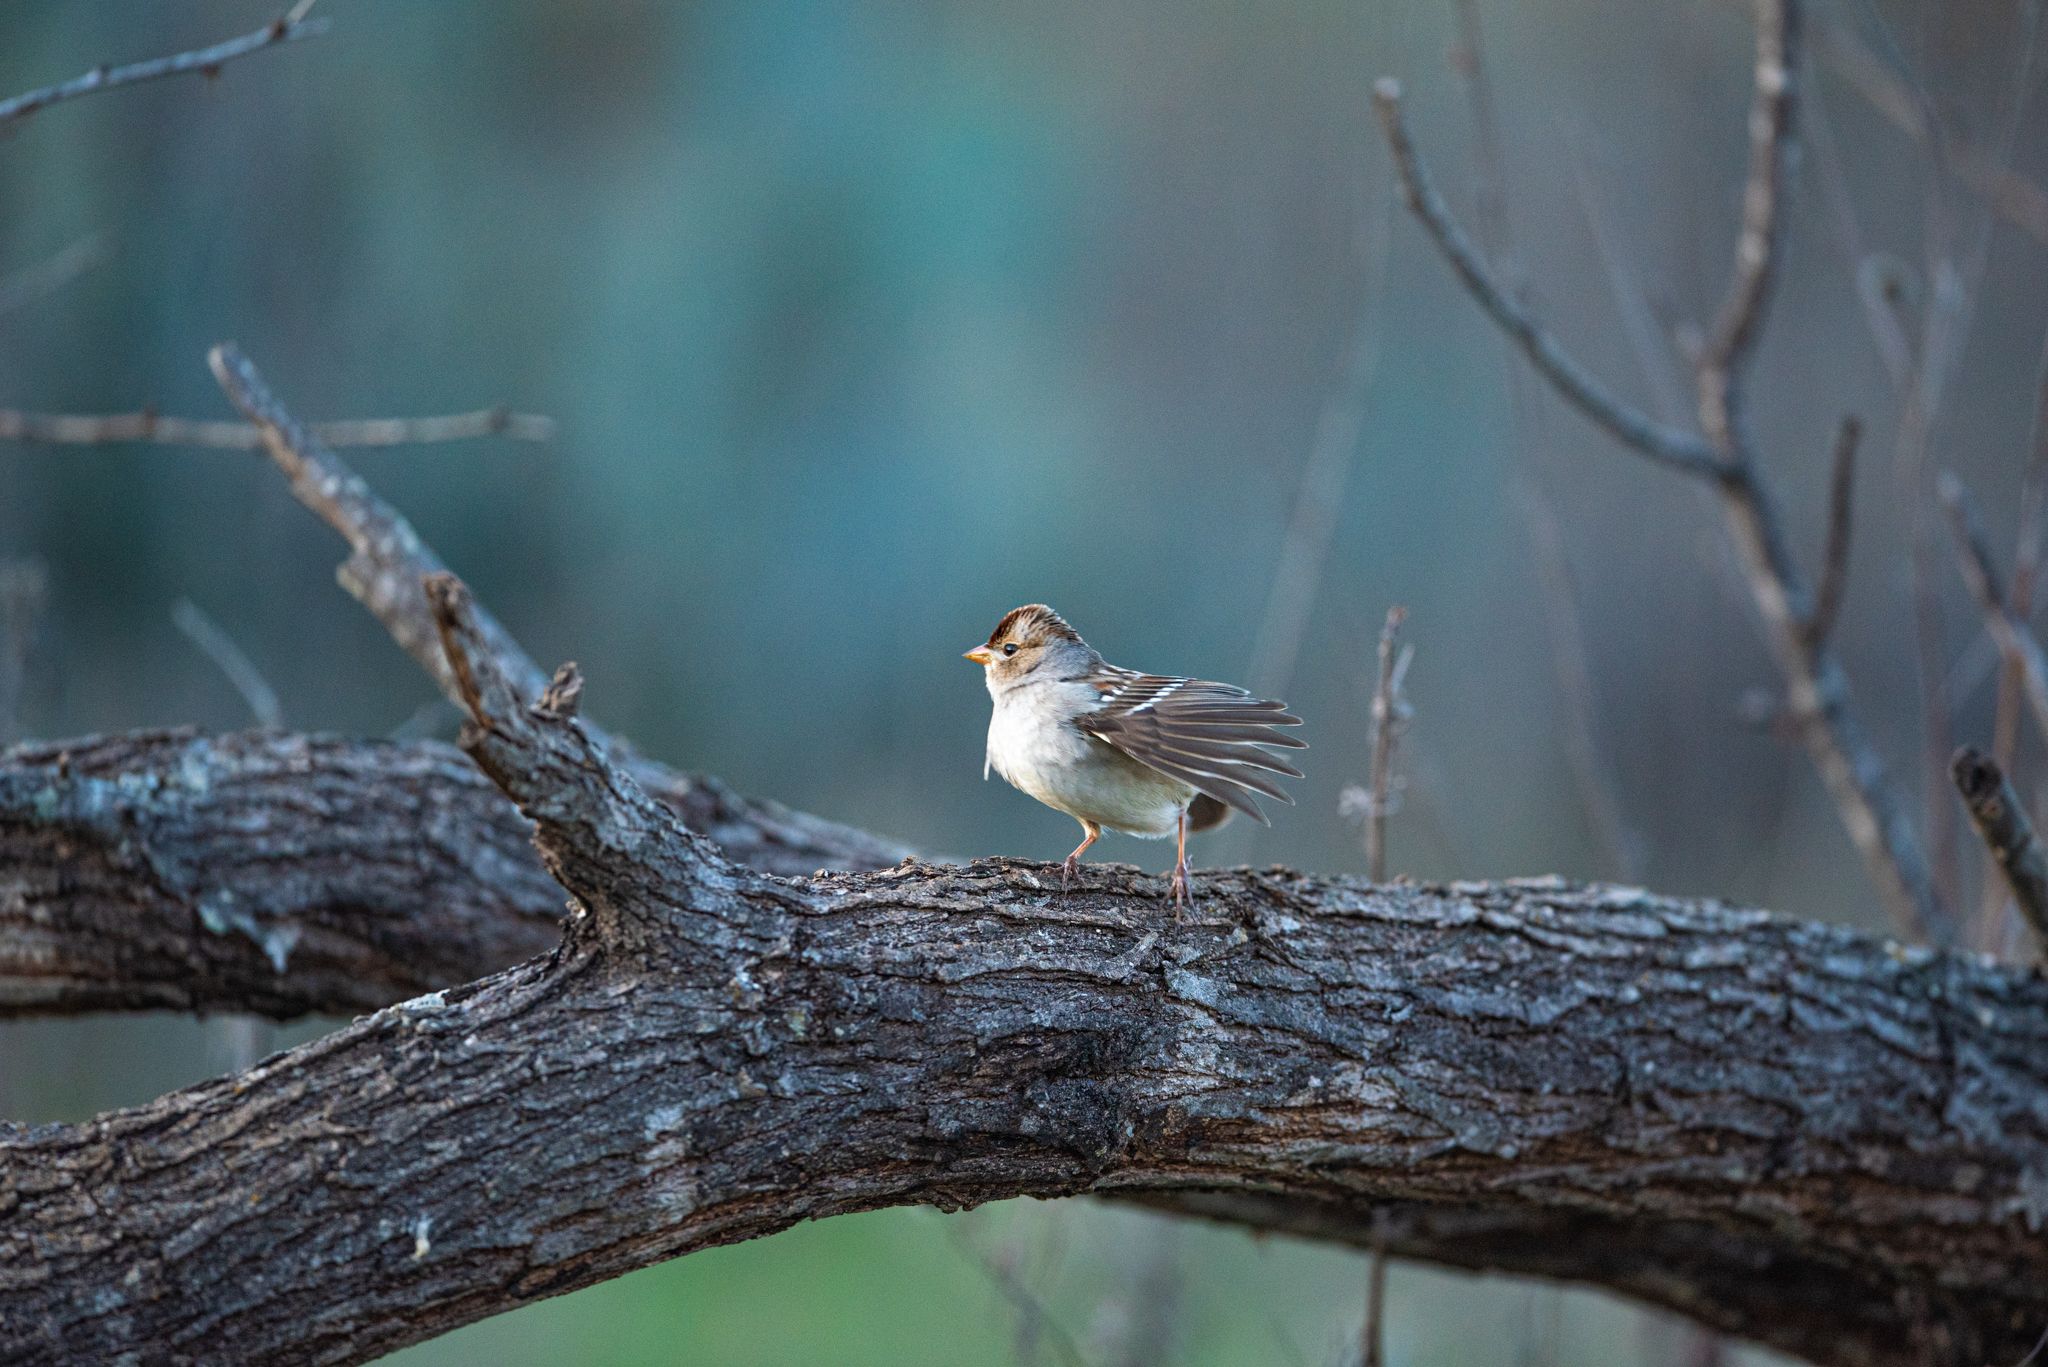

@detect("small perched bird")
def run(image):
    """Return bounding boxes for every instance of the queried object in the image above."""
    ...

[964,604,1305,907]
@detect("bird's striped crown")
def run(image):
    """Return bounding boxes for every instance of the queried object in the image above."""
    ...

[987,603,1083,647]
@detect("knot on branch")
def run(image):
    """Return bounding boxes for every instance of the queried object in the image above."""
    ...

[422,572,778,965]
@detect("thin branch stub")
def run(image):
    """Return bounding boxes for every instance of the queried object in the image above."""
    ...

[1951,746,2048,957]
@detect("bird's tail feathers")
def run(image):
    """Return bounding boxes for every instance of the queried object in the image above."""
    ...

[1187,794,1233,833]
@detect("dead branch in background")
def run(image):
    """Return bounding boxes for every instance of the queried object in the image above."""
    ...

[206,344,910,876]
[1951,747,2048,955]
[0,236,105,318]
[1939,472,2048,747]
[1363,605,1409,881]
[1449,3,1645,880]
[0,560,45,746]
[172,599,283,728]
[1805,417,1860,648]
[0,406,554,449]
[1359,1236,1389,1367]
[1371,0,1947,941]
[1890,0,2041,921]
[1992,337,2048,772]
[0,12,328,127]
[1247,193,1393,704]
[1814,15,2048,250]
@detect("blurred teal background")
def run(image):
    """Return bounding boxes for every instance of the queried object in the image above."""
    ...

[4,0,2045,1361]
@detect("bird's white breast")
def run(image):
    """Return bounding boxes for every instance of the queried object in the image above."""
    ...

[984,679,1191,837]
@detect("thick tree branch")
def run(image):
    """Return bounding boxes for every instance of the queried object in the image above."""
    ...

[1370,3,1944,941]
[205,343,908,877]
[3,710,2044,1366]
[0,406,554,449]
[4,591,2044,1360]
[0,14,328,128]
[0,729,561,1018]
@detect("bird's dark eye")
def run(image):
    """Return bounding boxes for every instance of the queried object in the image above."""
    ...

[1002,643,1019,657]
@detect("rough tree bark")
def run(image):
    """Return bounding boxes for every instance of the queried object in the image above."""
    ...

[2,579,2046,1367]
[0,727,908,1018]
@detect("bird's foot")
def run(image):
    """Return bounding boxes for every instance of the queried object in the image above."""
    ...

[1061,854,1080,892]
[1168,864,1194,921]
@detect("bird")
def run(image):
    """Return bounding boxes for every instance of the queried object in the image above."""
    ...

[964,604,1305,908]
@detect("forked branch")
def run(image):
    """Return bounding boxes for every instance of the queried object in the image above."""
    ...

[1370,0,1944,941]
[205,343,908,877]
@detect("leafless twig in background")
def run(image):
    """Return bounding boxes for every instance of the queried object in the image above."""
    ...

[0,560,46,746]
[1247,194,1393,703]
[172,599,282,729]
[1359,606,1410,882]
[1367,89,1716,476]
[1813,14,2048,249]
[0,13,329,128]
[1371,0,1946,940]
[950,1223,1091,1367]
[1358,1235,1389,1367]
[1804,79,1914,386]
[0,407,554,449]
[0,235,105,318]
[1805,417,1860,648]
[1939,472,2048,749]
[1452,4,1645,880]
[1951,747,2048,957]
[1992,336,2048,775]
[1891,0,2042,921]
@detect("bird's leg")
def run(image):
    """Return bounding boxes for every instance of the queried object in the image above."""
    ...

[1062,820,1101,890]
[1168,806,1194,916]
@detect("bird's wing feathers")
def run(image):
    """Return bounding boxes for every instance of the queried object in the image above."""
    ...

[1076,668,1305,825]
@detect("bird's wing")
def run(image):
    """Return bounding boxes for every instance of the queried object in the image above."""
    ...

[1076,667,1305,825]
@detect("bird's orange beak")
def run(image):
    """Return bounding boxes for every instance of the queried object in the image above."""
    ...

[963,645,996,665]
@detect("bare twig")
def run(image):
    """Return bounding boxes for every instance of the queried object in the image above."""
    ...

[1695,0,1800,451]
[1360,1235,1389,1367]
[0,14,329,127]
[0,406,554,449]
[1369,80,1719,477]
[1804,77,1913,385]
[1940,472,2048,748]
[950,1225,1091,1367]
[1455,7,1645,881]
[205,343,910,876]
[1364,606,1410,883]
[1951,747,2048,956]
[0,235,106,318]
[1806,417,1860,648]
[172,599,282,729]
[1246,195,1393,703]
[1370,6,1945,940]
[1568,156,1694,426]
[1814,18,2048,249]
[2001,334,2048,770]
[0,560,46,746]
